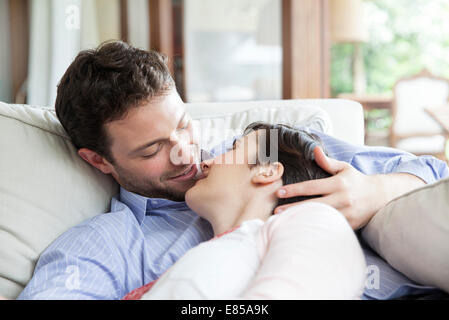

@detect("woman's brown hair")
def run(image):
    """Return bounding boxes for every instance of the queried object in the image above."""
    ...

[243,122,331,207]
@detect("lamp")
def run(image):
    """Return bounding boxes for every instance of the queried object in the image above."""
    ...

[330,0,368,94]
[330,0,368,43]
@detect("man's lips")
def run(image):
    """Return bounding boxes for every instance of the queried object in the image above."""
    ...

[168,164,198,182]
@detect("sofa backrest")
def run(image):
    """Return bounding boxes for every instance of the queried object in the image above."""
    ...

[0,99,361,298]
[0,103,118,299]
[186,99,364,146]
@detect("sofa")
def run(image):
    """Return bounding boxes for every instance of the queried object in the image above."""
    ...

[1,98,448,299]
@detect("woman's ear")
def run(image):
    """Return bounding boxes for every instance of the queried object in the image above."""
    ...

[251,162,284,184]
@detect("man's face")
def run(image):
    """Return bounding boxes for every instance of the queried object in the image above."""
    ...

[104,89,200,201]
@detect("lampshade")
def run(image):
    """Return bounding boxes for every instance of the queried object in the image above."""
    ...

[330,0,368,43]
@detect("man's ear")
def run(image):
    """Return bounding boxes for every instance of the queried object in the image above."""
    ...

[78,148,114,175]
[251,162,284,185]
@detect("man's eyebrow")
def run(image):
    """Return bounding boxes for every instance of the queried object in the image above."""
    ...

[128,111,187,156]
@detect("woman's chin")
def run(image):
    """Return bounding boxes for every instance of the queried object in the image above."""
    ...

[185,184,215,221]
[185,185,201,212]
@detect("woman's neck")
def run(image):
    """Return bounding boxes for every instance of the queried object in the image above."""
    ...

[207,192,277,236]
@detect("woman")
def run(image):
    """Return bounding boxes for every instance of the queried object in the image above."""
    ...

[125,123,366,300]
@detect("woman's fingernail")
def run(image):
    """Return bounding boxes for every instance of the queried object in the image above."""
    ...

[278,189,286,197]
[275,208,283,215]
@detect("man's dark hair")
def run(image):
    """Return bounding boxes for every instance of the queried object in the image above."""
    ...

[55,41,175,163]
[243,122,331,207]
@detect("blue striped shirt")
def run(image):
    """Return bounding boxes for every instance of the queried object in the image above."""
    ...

[18,129,449,300]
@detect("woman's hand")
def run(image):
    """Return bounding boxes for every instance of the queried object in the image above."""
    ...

[273,147,425,230]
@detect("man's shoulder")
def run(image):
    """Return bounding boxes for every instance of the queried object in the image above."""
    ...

[47,200,143,254]
[77,200,136,228]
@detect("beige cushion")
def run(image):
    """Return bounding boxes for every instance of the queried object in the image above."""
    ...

[395,135,446,155]
[362,177,449,293]
[0,101,334,299]
[0,102,119,299]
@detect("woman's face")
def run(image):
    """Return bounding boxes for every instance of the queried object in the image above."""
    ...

[185,132,260,217]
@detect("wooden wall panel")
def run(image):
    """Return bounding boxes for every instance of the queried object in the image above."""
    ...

[120,0,129,42]
[282,0,330,99]
[148,0,174,73]
[9,0,29,103]
[172,0,185,100]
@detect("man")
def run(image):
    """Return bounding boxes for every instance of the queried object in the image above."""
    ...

[18,41,449,300]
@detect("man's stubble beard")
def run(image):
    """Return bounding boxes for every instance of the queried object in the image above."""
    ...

[113,163,193,202]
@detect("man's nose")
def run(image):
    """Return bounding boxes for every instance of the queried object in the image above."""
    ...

[170,128,191,145]
[169,130,197,165]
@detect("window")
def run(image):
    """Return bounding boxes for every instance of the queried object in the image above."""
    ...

[183,0,282,102]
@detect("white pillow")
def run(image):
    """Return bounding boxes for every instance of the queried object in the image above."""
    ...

[0,101,332,299]
[192,104,332,151]
[362,177,449,293]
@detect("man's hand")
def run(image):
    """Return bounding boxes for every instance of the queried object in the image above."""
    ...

[274,146,426,230]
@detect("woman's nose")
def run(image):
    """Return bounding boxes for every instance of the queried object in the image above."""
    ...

[200,158,213,175]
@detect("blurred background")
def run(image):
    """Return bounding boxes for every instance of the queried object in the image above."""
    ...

[1,0,449,158]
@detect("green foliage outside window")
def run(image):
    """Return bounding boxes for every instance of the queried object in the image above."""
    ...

[331,0,449,97]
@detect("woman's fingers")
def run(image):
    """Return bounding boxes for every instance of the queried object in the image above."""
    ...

[275,147,355,207]
[313,146,349,175]
[273,147,366,228]
[276,174,344,198]
[274,193,348,215]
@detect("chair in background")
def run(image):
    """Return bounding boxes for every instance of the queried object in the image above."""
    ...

[390,69,449,158]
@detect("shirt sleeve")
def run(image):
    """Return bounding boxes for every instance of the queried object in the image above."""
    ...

[17,225,123,300]
[211,130,449,184]
[311,129,449,184]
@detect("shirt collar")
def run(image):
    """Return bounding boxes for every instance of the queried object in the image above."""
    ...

[119,187,189,225]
